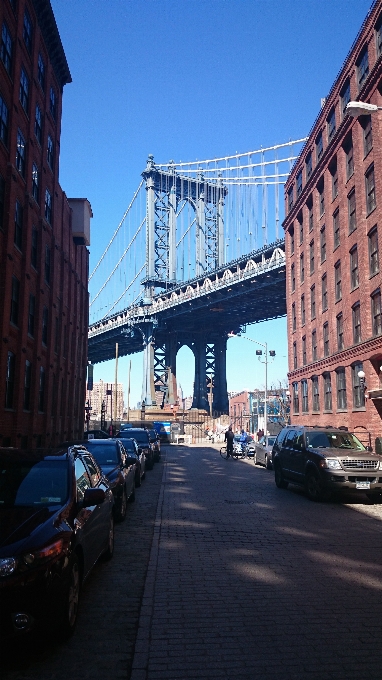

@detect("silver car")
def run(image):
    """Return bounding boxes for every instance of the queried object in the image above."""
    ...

[254,436,277,469]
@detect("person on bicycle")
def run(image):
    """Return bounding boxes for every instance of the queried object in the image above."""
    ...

[224,425,235,458]
[240,429,248,455]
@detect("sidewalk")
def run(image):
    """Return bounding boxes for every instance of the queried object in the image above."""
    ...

[131,444,382,680]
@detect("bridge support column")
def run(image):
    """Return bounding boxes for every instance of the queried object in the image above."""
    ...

[192,338,209,411]
[212,336,229,415]
[141,323,156,407]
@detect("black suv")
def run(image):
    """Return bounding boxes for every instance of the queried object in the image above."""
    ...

[272,426,382,502]
[117,428,155,469]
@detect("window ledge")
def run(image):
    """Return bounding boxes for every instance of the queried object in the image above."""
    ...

[369,271,379,280]
[323,410,333,414]
[336,409,348,413]
[352,407,366,412]
[366,206,377,219]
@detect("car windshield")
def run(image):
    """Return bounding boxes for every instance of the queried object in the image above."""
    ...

[122,439,136,452]
[119,431,149,445]
[306,431,365,450]
[0,460,68,508]
[85,443,118,465]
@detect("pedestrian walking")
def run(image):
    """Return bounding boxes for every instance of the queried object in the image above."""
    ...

[224,425,235,458]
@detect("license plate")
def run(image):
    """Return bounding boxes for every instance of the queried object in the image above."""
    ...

[356,481,370,489]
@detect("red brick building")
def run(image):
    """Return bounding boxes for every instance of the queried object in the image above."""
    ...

[283,0,382,448]
[0,0,91,447]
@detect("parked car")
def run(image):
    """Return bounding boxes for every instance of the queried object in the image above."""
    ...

[273,425,382,502]
[83,429,110,439]
[83,439,136,520]
[148,429,161,462]
[114,437,146,487]
[0,445,114,640]
[254,436,277,469]
[117,428,155,469]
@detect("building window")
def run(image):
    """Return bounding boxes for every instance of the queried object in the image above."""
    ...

[312,329,317,361]
[365,164,376,214]
[1,23,13,76]
[38,366,45,412]
[350,245,359,289]
[44,245,51,284]
[368,227,379,276]
[50,87,57,120]
[306,153,312,180]
[324,373,332,411]
[54,316,60,354]
[323,321,329,357]
[308,196,313,232]
[5,351,15,409]
[316,132,323,162]
[42,306,48,345]
[47,135,54,170]
[312,377,319,411]
[301,295,305,326]
[332,209,340,250]
[302,336,307,365]
[37,53,45,91]
[376,15,382,56]
[0,174,4,231]
[336,368,347,410]
[34,104,42,145]
[19,67,29,113]
[334,261,342,302]
[318,180,325,216]
[327,108,336,141]
[293,342,297,369]
[16,129,26,177]
[348,189,356,233]
[352,362,365,409]
[331,162,338,200]
[44,189,52,224]
[31,227,38,268]
[14,200,23,250]
[301,380,308,412]
[352,303,361,344]
[296,170,302,197]
[371,289,382,336]
[291,263,295,292]
[298,214,303,244]
[32,164,39,203]
[310,285,316,320]
[322,274,328,311]
[292,303,296,332]
[293,382,299,414]
[320,226,326,262]
[344,136,354,179]
[0,94,9,146]
[341,80,351,118]
[28,293,35,337]
[337,313,344,351]
[309,240,314,274]
[10,275,20,325]
[23,360,32,410]
[357,46,369,89]
[362,115,373,156]
[288,186,294,213]
[300,253,304,283]
[23,9,32,52]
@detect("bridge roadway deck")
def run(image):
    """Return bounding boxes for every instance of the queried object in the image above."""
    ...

[3,446,382,679]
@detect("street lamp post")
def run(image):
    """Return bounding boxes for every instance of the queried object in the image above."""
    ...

[346,101,382,117]
[228,333,275,440]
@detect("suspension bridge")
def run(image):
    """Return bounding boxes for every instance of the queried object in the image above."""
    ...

[88,139,306,414]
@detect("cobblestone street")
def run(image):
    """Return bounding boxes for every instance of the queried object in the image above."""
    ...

[3,445,382,680]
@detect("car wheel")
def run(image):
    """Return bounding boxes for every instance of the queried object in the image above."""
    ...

[128,484,136,503]
[58,554,80,638]
[103,514,114,560]
[305,471,325,502]
[266,454,272,470]
[254,451,258,465]
[274,462,288,489]
[117,489,127,522]
[135,469,142,488]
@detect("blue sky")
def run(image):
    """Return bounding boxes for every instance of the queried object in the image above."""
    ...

[51,0,373,406]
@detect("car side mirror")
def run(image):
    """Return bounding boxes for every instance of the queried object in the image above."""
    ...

[138,447,143,454]
[126,456,136,466]
[82,488,105,508]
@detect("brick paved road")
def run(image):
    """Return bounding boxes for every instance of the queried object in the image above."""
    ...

[131,446,382,680]
[1,456,165,680]
[3,446,382,680]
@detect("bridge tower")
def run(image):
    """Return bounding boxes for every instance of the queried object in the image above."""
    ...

[140,156,229,411]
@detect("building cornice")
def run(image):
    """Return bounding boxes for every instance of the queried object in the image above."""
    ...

[288,335,382,380]
[32,0,71,90]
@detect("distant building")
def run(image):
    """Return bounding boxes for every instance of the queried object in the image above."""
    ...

[229,389,289,433]
[283,0,382,447]
[0,0,92,447]
[86,381,124,421]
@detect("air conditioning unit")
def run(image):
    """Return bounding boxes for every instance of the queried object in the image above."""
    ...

[68,198,92,246]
